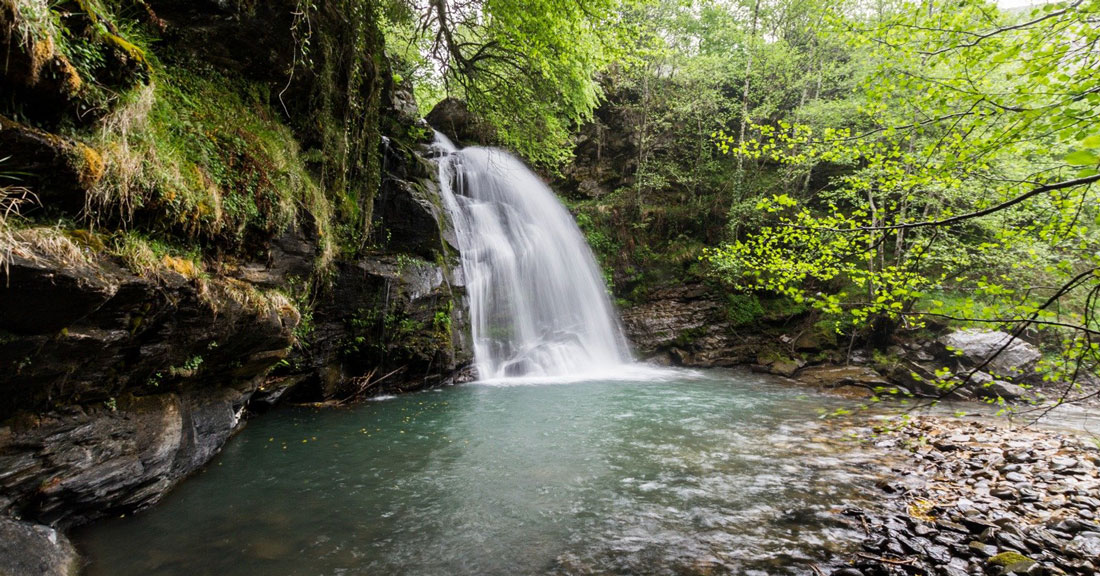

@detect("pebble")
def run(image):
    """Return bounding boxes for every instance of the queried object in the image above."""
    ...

[840,417,1100,576]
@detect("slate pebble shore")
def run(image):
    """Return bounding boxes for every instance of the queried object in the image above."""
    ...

[832,418,1100,576]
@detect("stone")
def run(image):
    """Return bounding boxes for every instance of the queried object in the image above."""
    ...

[969,541,998,557]
[426,97,496,145]
[977,381,1026,401]
[988,551,1037,574]
[794,365,891,390]
[938,329,1040,378]
[0,517,79,576]
[767,356,805,377]
[1066,532,1100,558]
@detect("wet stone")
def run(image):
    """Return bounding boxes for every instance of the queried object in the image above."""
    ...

[969,541,997,557]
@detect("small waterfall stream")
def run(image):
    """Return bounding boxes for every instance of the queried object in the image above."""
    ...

[434,132,631,379]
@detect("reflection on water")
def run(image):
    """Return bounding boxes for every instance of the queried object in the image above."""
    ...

[76,368,897,576]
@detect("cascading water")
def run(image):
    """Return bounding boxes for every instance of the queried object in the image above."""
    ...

[434,132,631,379]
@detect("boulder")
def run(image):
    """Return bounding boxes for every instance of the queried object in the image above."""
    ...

[758,355,804,377]
[938,329,1040,378]
[886,361,947,397]
[426,98,495,145]
[0,517,79,576]
[975,380,1027,401]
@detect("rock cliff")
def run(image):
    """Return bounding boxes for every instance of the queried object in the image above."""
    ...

[0,0,472,564]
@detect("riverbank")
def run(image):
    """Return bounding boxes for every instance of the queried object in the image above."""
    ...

[834,415,1100,576]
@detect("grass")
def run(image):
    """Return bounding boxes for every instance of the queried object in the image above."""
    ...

[0,167,38,273]
[7,226,95,270]
[109,230,204,280]
[85,64,333,265]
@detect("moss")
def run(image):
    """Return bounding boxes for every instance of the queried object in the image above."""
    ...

[66,228,106,251]
[988,552,1032,567]
[102,31,145,63]
[74,143,105,188]
[726,293,765,327]
[87,65,332,266]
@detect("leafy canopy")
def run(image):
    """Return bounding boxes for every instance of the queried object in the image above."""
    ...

[706,0,1100,388]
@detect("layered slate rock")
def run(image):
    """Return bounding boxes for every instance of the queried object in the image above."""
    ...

[0,389,248,527]
[0,236,297,526]
[839,418,1100,576]
[0,233,297,423]
[621,283,763,367]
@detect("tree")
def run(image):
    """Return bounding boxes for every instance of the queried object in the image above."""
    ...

[385,0,632,166]
[706,0,1100,403]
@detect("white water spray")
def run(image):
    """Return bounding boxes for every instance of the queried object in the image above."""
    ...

[434,132,631,379]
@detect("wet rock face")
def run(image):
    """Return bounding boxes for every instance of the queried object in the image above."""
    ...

[304,253,473,400]
[0,517,79,576]
[620,283,765,367]
[0,241,296,424]
[142,0,297,82]
[0,236,297,527]
[0,389,247,527]
[374,141,457,260]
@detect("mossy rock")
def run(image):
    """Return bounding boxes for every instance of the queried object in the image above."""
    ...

[0,116,105,213]
[988,551,1036,573]
[0,1,84,121]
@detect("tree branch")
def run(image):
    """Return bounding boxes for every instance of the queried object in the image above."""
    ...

[784,174,1100,233]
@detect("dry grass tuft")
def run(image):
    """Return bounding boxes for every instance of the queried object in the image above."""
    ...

[86,82,157,226]
[0,184,37,274]
[10,226,94,269]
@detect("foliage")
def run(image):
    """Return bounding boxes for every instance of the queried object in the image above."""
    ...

[705,0,1100,387]
[87,64,333,264]
[382,0,636,167]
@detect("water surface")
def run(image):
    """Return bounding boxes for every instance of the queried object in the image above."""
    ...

[76,369,893,576]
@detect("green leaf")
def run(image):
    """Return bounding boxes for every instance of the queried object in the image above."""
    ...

[1064,150,1099,166]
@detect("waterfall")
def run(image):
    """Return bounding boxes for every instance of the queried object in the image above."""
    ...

[434,132,631,379]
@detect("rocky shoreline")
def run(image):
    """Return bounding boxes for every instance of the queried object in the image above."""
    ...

[833,416,1100,576]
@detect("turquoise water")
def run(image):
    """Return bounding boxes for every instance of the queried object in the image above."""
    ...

[75,368,890,576]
